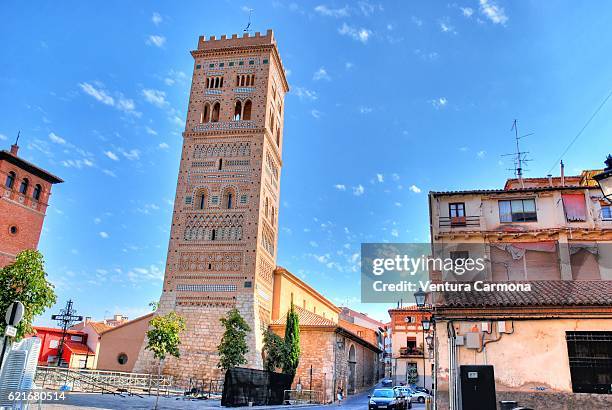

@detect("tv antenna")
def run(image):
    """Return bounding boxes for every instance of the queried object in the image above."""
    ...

[501,119,533,188]
[244,9,254,33]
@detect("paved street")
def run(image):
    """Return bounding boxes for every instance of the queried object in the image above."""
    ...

[36,387,426,409]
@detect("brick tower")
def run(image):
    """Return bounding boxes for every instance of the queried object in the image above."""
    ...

[0,142,63,267]
[133,30,288,382]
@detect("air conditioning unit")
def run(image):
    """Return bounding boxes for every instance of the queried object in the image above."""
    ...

[455,335,465,346]
[481,322,489,332]
[497,321,508,333]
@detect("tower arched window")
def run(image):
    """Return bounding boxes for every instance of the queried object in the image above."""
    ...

[33,184,42,201]
[211,102,220,122]
[276,129,281,147]
[234,101,242,121]
[5,171,15,189]
[201,103,210,123]
[196,190,207,210]
[214,77,220,88]
[264,197,269,218]
[19,178,29,195]
[211,229,216,241]
[223,188,236,209]
[271,207,276,226]
[243,100,252,121]
[236,75,240,86]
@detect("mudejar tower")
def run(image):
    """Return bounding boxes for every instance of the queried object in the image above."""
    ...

[134,30,288,382]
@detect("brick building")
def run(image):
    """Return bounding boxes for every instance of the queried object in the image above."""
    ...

[133,30,289,383]
[0,142,62,267]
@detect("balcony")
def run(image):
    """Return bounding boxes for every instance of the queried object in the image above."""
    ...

[438,215,480,230]
[399,347,424,358]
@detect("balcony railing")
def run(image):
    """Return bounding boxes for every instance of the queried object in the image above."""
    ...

[438,215,480,229]
[399,347,424,358]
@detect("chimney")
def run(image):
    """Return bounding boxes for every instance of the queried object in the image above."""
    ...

[547,174,553,186]
[560,160,565,187]
[10,144,19,155]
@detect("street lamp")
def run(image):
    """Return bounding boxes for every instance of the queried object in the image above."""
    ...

[414,288,427,308]
[594,155,612,204]
[422,318,431,332]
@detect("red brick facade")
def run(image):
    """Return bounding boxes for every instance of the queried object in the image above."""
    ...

[0,144,62,267]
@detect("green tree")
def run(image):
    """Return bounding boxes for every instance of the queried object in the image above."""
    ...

[0,250,56,339]
[262,329,286,371]
[145,311,186,409]
[218,308,251,370]
[282,302,300,376]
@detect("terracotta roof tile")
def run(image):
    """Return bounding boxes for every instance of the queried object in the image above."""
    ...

[435,280,612,308]
[270,306,337,327]
[88,322,114,334]
[64,340,94,355]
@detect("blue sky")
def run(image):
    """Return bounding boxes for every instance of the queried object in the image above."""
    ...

[1,1,611,324]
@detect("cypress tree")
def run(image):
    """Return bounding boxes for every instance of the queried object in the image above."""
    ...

[282,302,300,377]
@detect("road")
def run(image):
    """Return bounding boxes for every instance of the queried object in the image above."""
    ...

[306,387,426,410]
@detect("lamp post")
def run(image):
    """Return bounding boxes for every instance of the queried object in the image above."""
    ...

[414,289,429,389]
[594,154,612,204]
[414,288,427,308]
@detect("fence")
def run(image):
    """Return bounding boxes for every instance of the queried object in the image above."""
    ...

[185,378,224,398]
[283,389,324,404]
[34,366,177,396]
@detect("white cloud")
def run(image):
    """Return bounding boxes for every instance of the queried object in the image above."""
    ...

[430,97,448,109]
[120,148,140,161]
[146,35,166,47]
[104,151,119,161]
[0,134,7,141]
[314,5,349,17]
[152,12,163,25]
[313,67,331,81]
[158,142,169,149]
[79,82,140,116]
[164,69,187,86]
[48,132,66,145]
[61,158,94,169]
[359,106,373,114]
[309,241,319,248]
[409,184,422,193]
[334,184,347,191]
[477,150,486,158]
[391,228,399,237]
[338,23,372,44]
[142,89,168,107]
[99,231,109,239]
[358,1,381,16]
[392,173,400,181]
[311,109,322,119]
[376,174,384,183]
[145,126,158,135]
[79,82,114,106]
[294,87,318,101]
[461,7,474,17]
[353,184,365,196]
[411,16,423,27]
[480,0,508,25]
[394,202,402,207]
[102,169,117,178]
[345,62,354,69]
[439,21,457,34]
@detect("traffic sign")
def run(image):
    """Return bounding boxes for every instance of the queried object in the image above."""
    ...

[5,325,17,337]
[5,301,24,326]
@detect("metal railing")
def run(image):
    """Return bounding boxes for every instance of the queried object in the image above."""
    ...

[283,389,323,404]
[438,216,480,229]
[34,366,176,396]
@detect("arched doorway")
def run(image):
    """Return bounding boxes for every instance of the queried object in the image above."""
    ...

[348,344,356,394]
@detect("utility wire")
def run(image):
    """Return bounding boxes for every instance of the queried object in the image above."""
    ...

[548,88,612,174]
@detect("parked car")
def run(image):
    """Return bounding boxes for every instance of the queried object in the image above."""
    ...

[368,388,408,410]
[408,390,431,404]
[381,379,394,388]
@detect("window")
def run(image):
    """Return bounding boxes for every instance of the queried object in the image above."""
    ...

[601,205,611,220]
[33,184,42,201]
[566,331,612,394]
[243,100,252,120]
[19,178,28,194]
[201,103,210,123]
[263,59,269,64]
[79,358,87,368]
[5,171,15,188]
[117,353,128,365]
[49,339,59,348]
[9,226,17,235]
[211,229,216,240]
[499,199,537,222]
[198,192,207,210]
[229,61,234,67]
[206,76,224,89]
[223,188,235,209]
[450,251,469,264]
[196,64,201,69]
[219,62,224,68]
[239,61,244,66]
[211,102,220,122]
[234,101,242,120]
[449,203,465,218]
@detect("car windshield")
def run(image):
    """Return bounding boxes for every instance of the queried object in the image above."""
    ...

[372,389,394,398]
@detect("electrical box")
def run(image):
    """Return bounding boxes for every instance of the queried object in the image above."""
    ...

[465,332,482,349]
[455,335,465,346]
[498,321,507,333]
[481,322,489,332]
[460,365,496,410]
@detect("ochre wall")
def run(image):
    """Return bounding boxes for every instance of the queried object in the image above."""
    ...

[97,315,151,372]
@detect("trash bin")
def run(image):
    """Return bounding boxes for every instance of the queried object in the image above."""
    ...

[499,401,518,410]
